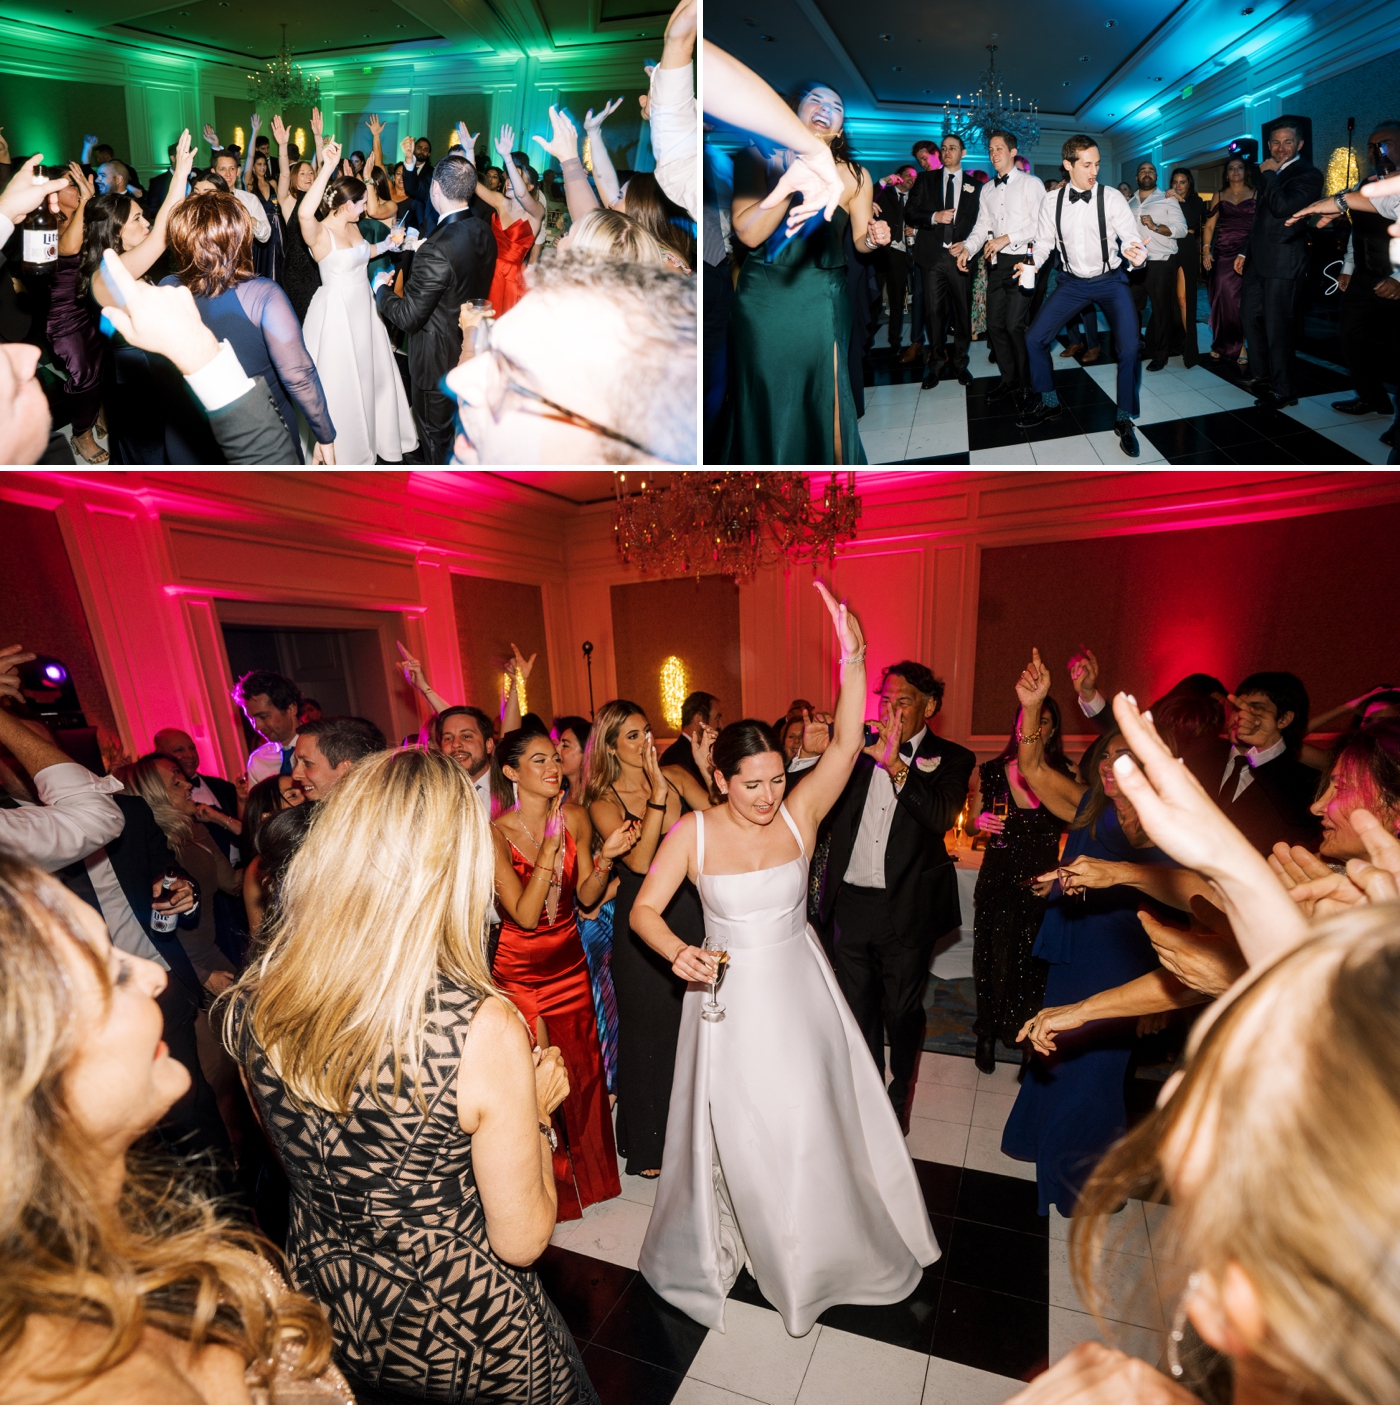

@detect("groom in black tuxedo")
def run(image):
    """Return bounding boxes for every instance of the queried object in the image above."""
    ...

[374,152,496,464]
[816,661,976,1127]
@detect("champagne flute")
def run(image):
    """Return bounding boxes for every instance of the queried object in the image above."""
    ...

[701,935,729,1023]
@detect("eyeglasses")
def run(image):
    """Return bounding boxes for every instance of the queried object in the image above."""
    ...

[448,325,684,463]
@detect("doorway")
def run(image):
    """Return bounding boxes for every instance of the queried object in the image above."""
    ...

[223,626,370,752]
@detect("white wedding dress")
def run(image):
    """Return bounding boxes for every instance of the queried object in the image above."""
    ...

[639,805,940,1337]
[302,226,417,464]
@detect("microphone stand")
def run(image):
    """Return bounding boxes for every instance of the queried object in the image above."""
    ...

[582,640,595,719]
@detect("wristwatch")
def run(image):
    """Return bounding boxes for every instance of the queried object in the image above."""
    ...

[1334,192,1350,217]
[890,762,910,789]
[539,1121,558,1152]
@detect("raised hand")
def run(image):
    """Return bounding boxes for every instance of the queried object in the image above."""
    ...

[456,122,479,157]
[510,642,537,681]
[495,124,516,160]
[0,647,37,704]
[1015,648,1052,711]
[601,817,642,860]
[814,578,864,661]
[271,114,289,146]
[395,640,428,691]
[759,145,844,233]
[68,162,94,202]
[800,708,833,756]
[321,139,343,170]
[1067,646,1099,699]
[688,724,717,778]
[367,113,385,138]
[202,123,220,149]
[0,155,71,226]
[310,106,323,137]
[584,96,624,133]
[250,112,262,137]
[531,106,579,164]
[863,694,901,769]
[172,128,195,183]
[401,135,415,159]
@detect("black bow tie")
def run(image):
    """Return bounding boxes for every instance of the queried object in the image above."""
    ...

[899,740,915,761]
[994,174,1009,186]
[1068,187,1092,204]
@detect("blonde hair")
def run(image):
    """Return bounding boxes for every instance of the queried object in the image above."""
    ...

[1072,904,1400,1403]
[118,754,194,851]
[564,208,670,266]
[580,699,648,808]
[225,747,501,1115]
[0,856,332,1390]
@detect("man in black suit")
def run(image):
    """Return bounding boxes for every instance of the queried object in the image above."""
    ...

[906,134,983,390]
[154,727,238,850]
[142,143,180,220]
[400,134,438,234]
[1206,670,1321,853]
[659,691,722,785]
[814,660,976,1127]
[374,153,497,464]
[1237,122,1324,409]
[872,166,917,358]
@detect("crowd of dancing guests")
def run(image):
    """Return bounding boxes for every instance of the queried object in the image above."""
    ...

[0,0,696,467]
[700,50,1400,463]
[2,616,1400,1404]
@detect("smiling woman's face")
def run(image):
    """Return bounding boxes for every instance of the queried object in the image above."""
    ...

[798,86,844,141]
[505,738,563,799]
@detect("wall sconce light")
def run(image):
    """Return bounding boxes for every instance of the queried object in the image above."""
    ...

[233,125,246,151]
[660,655,687,732]
[294,127,307,153]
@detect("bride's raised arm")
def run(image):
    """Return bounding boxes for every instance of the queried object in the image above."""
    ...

[787,581,870,840]
[629,815,717,985]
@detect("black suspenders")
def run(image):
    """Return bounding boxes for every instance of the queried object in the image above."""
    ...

[1054,183,1112,277]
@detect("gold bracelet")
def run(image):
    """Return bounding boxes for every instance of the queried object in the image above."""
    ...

[891,763,909,788]
[1017,727,1042,743]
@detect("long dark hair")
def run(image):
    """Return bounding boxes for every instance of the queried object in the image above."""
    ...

[622,171,695,269]
[77,191,137,297]
[318,174,367,220]
[791,81,863,186]
[1169,166,1197,197]
[996,696,1074,777]
[1071,728,1131,838]
[710,720,784,804]
[1222,153,1259,193]
[490,726,559,818]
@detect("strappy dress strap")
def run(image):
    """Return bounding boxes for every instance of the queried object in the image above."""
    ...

[778,803,805,858]
[695,809,705,876]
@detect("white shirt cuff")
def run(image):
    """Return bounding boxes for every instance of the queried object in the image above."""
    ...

[0,214,13,249]
[185,340,255,411]
[788,755,819,772]
[404,155,417,171]
[652,62,694,99]
[1077,691,1106,717]
[35,761,124,803]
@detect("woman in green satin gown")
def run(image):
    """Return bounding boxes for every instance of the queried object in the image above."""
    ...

[725,83,892,465]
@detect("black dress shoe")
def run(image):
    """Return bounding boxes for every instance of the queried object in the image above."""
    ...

[956,369,974,388]
[975,1035,996,1076]
[1016,400,1062,429]
[1115,420,1140,457]
[1240,376,1272,394]
[1254,393,1299,410]
[920,372,940,390]
[1332,397,1389,416]
[1381,427,1395,447]
[986,383,1016,406]
[1146,357,1167,372]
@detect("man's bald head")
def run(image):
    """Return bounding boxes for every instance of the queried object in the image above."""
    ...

[153,727,200,779]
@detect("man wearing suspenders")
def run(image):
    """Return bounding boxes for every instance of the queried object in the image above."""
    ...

[1014,134,1151,458]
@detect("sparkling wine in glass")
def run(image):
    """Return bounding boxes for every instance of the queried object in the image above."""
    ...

[701,943,729,1022]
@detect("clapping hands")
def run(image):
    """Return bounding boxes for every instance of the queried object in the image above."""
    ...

[532,107,579,164]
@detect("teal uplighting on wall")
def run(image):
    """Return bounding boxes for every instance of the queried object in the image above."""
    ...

[2,73,130,170]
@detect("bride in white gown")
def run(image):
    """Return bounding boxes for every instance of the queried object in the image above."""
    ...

[299,139,418,465]
[631,582,940,1338]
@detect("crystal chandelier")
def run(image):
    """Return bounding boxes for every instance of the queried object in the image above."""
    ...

[943,45,1040,153]
[613,472,862,579]
[247,23,321,110]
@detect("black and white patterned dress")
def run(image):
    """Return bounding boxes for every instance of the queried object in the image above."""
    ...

[234,981,598,1404]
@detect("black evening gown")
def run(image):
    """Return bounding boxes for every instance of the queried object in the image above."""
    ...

[1171,192,1207,367]
[233,981,599,1404]
[609,790,705,1176]
[282,191,323,323]
[972,760,1064,1049]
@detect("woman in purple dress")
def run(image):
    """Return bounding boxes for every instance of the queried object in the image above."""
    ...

[47,164,107,462]
[1202,156,1257,363]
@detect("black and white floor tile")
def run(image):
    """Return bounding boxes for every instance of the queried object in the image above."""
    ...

[538,1053,1177,1405]
[858,316,1387,466]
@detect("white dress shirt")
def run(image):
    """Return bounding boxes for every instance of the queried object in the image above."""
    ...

[843,727,925,889]
[1078,691,1107,718]
[1128,188,1187,261]
[964,168,1044,262]
[473,768,492,812]
[0,762,124,869]
[1220,738,1286,801]
[650,61,698,223]
[1028,183,1145,278]
[83,849,168,966]
[247,735,298,785]
[231,186,272,243]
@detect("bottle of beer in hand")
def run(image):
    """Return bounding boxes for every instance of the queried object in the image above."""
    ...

[21,177,58,279]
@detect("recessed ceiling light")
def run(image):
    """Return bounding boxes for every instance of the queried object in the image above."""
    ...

[879,32,891,40]
[1079,54,1090,61]
[1062,80,1070,86]
[1240,5,1253,11]
[758,32,774,40]
[1105,17,1116,26]
[893,65,903,71]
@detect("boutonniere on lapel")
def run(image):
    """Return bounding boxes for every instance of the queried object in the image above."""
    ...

[915,756,942,773]
[962,182,974,194]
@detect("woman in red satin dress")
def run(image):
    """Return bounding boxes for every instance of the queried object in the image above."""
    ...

[491,727,640,1219]
[474,123,545,317]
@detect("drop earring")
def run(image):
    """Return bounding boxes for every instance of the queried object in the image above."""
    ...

[1167,1271,1202,1379]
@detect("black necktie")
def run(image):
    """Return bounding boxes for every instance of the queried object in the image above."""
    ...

[279,746,294,776]
[1068,187,1091,204]
[994,174,1009,186]
[1219,752,1247,798]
